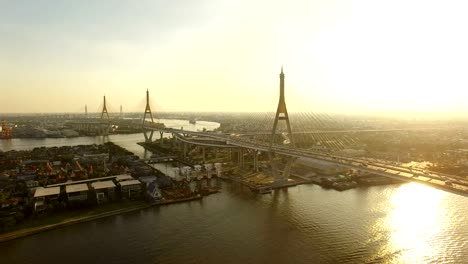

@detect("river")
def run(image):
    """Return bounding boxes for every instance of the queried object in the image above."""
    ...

[0,119,467,263]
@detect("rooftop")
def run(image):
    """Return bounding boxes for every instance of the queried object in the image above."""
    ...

[91,181,115,190]
[115,174,134,182]
[65,183,89,193]
[47,175,120,187]
[34,187,60,197]
[119,180,141,186]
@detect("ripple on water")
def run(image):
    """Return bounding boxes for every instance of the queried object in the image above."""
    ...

[1,135,468,263]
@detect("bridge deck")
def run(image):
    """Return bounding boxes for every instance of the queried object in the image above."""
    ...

[143,127,468,197]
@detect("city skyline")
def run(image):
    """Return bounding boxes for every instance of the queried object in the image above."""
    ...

[2,0,468,116]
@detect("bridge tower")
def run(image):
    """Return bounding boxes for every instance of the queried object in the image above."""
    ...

[100,96,110,136]
[85,104,88,118]
[269,67,295,182]
[101,95,109,120]
[143,89,155,126]
[271,66,294,147]
[143,89,155,142]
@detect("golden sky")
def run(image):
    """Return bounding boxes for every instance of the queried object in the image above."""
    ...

[1,0,468,116]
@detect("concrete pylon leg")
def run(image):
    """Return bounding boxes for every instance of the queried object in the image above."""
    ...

[239,149,244,168]
[202,147,206,163]
[196,180,202,192]
[160,131,164,146]
[268,151,280,179]
[143,130,154,143]
[254,152,258,172]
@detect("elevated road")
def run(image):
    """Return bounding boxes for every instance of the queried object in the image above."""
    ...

[150,127,468,197]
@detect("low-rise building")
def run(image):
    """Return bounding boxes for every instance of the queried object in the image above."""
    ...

[147,181,162,201]
[119,180,142,199]
[66,183,89,202]
[91,181,116,203]
[33,187,60,212]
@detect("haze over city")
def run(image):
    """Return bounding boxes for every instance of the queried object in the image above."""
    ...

[2,0,468,115]
[5,1,468,263]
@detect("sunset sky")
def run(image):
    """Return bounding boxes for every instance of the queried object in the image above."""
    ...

[2,0,468,115]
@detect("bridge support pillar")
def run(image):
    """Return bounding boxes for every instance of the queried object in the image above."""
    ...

[202,147,206,163]
[159,131,164,146]
[183,143,188,157]
[277,157,296,183]
[253,151,259,172]
[238,149,244,169]
[143,130,154,143]
[196,180,202,193]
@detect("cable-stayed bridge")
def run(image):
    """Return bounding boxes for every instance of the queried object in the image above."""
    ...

[67,68,468,197]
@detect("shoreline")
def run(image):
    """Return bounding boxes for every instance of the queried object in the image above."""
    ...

[0,195,203,243]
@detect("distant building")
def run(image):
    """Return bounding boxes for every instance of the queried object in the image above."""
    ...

[17,172,36,181]
[25,180,39,190]
[81,153,109,162]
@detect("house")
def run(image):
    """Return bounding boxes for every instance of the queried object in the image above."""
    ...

[66,184,89,202]
[91,181,115,204]
[33,187,60,212]
[147,181,162,201]
[119,180,142,199]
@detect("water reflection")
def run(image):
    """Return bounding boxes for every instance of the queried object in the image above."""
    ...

[385,183,446,263]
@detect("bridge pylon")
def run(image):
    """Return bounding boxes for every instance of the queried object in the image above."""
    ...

[269,67,295,182]
[100,95,110,135]
[101,95,110,120]
[143,89,154,126]
[271,66,293,147]
[143,89,155,142]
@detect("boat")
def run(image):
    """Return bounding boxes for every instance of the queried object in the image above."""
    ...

[189,118,196,124]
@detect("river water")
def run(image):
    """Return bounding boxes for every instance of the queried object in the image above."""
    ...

[1,120,467,263]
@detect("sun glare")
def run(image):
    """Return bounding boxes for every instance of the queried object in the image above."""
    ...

[384,183,447,262]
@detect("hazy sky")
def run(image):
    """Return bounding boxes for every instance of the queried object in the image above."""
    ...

[2,0,468,115]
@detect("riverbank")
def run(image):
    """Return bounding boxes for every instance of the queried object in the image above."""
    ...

[0,195,204,243]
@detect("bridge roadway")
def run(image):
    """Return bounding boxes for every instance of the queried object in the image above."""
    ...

[147,127,468,197]
[232,127,445,137]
